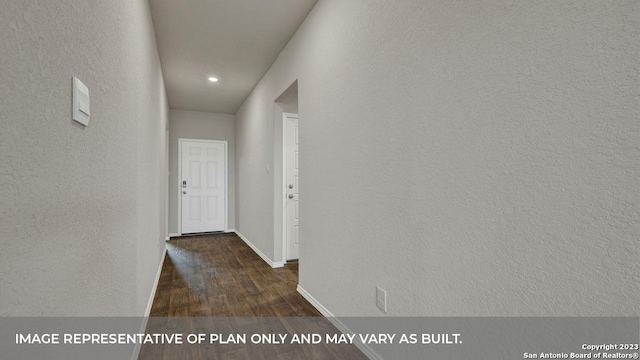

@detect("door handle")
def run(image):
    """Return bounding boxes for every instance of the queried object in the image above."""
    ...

[183,191,187,195]
[288,194,294,199]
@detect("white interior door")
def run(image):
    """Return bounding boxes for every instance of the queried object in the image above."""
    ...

[180,139,226,234]
[285,114,299,260]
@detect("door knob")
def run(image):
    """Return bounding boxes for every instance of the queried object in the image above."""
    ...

[288,194,294,199]
[183,191,187,194]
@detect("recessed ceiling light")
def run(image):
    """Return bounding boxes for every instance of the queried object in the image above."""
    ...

[208,77,218,82]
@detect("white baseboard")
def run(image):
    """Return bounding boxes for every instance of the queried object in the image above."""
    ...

[234,231,284,268]
[224,228,236,233]
[168,233,181,238]
[144,245,167,316]
[131,245,167,360]
[297,285,383,360]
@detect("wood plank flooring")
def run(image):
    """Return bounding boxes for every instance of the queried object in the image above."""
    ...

[142,233,367,359]
[149,232,322,317]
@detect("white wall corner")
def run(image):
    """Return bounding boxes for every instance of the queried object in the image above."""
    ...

[296,285,334,317]
[235,231,283,268]
[297,285,384,360]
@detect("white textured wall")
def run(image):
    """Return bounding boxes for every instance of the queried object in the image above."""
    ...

[168,109,236,234]
[235,0,639,316]
[0,0,168,316]
[281,85,299,114]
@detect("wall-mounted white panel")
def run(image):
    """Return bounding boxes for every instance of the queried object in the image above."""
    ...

[72,77,90,126]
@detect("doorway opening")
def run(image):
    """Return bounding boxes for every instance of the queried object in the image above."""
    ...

[283,112,299,261]
[273,81,299,266]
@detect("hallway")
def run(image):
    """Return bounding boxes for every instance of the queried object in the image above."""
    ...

[150,234,321,317]
[2,0,637,330]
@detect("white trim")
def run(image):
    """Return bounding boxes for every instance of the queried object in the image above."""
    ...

[297,286,383,360]
[282,112,298,262]
[168,233,181,238]
[145,246,167,317]
[235,231,284,268]
[177,138,182,235]
[272,101,285,264]
[281,113,288,262]
[131,245,167,360]
[178,138,228,235]
[165,128,170,245]
[224,228,237,233]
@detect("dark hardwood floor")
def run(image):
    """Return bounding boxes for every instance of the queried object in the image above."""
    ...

[142,233,367,359]
[149,232,322,317]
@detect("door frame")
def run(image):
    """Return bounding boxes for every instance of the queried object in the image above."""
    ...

[282,112,298,261]
[177,138,228,235]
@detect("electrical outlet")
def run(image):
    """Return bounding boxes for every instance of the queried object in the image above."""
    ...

[376,287,387,313]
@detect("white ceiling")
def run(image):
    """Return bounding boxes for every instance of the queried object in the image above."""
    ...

[149,0,317,114]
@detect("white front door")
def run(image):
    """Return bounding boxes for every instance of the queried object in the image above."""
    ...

[180,139,226,234]
[285,114,299,260]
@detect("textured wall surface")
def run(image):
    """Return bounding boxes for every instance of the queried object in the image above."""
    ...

[168,109,236,234]
[281,87,299,114]
[235,0,639,316]
[0,0,168,315]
